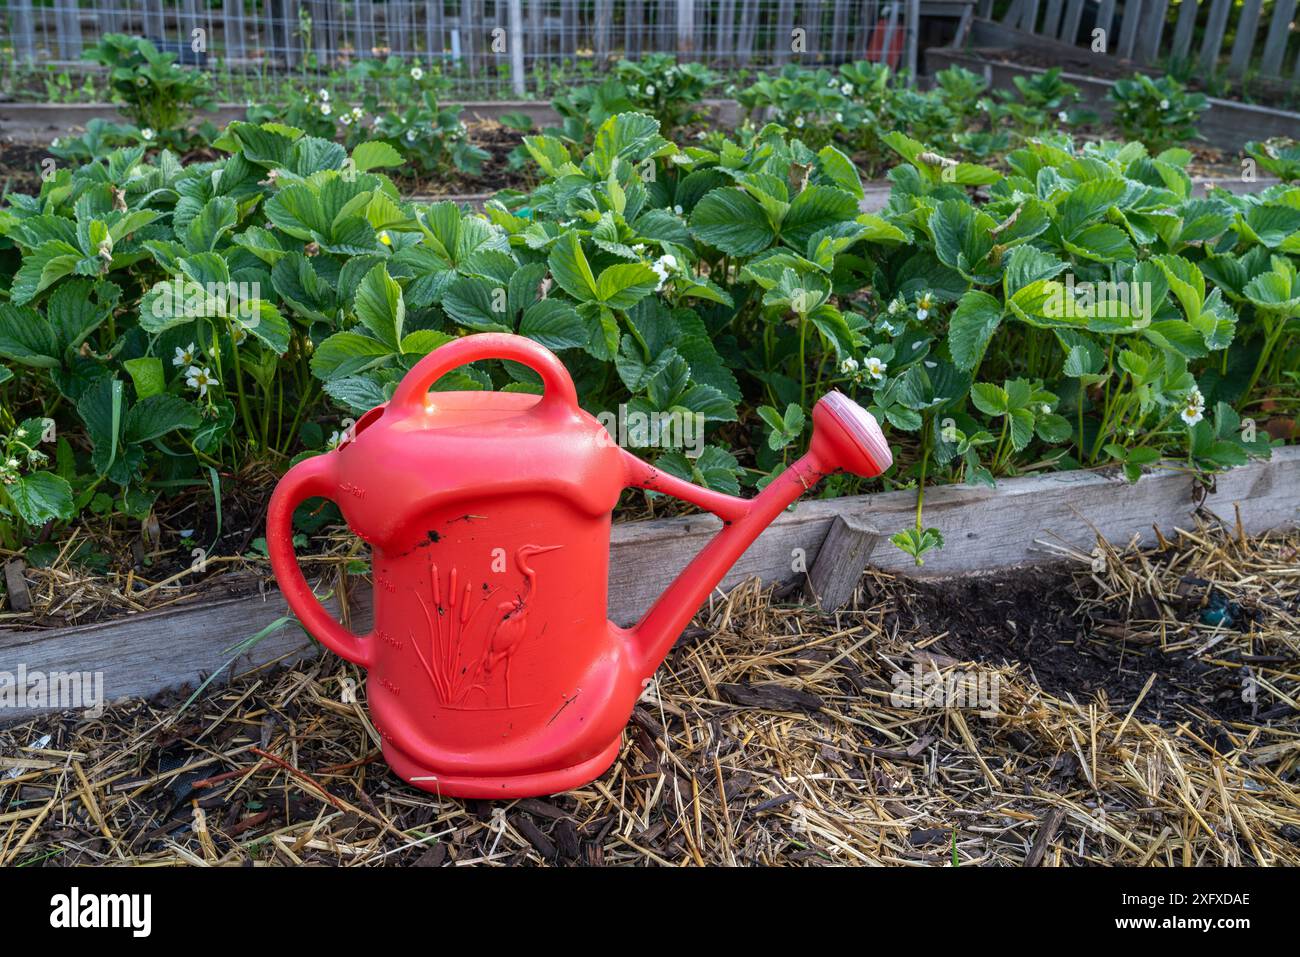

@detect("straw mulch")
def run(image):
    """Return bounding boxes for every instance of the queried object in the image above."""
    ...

[2,521,1297,866]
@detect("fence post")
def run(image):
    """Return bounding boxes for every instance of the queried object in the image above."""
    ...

[594,0,613,67]
[10,0,37,66]
[906,0,919,80]
[1227,0,1263,77]
[1259,0,1297,77]
[677,0,695,55]
[1199,0,1232,75]
[54,0,83,61]
[509,0,526,94]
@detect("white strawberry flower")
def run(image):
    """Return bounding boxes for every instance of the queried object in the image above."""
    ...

[840,357,860,374]
[651,253,678,290]
[835,112,843,123]
[327,430,345,449]
[173,343,197,367]
[645,84,656,96]
[320,103,331,116]
[410,66,424,80]
[1057,111,1068,122]
[406,130,417,142]
[318,88,330,101]
[141,128,155,141]
[186,365,218,397]
[915,291,933,321]
[840,83,853,96]
[865,357,887,381]
[794,116,805,128]
[1180,403,1204,426]
[1160,98,1170,110]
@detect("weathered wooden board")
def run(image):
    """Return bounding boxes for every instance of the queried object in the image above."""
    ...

[3,447,1296,723]
[607,446,1300,622]
[0,583,371,725]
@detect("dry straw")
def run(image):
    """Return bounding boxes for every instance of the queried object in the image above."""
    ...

[1,520,1297,866]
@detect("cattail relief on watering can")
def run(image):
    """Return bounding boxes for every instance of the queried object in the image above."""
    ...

[268,334,893,798]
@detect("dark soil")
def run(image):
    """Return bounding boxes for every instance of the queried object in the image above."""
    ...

[0,139,53,196]
[884,564,1264,744]
[394,120,535,196]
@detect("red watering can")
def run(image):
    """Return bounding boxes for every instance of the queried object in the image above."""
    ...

[268,333,891,798]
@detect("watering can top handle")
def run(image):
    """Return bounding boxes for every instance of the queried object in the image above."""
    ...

[390,333,579,414]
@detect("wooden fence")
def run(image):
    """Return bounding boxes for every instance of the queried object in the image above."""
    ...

[987,0,1300,86]
[3,0,920,96]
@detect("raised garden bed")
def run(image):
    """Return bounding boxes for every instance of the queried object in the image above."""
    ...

[928,19,1300,150]
[3,447,1295,723]
[0,98,744,142]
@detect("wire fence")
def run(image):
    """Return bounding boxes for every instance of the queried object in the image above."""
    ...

[2,0,920,98]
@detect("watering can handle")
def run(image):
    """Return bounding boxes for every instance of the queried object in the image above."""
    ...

[390,333,579,414]
[266,454,374,667]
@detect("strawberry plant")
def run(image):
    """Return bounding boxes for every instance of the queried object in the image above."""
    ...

[1107,74,1209,153]
[83,33,215,148]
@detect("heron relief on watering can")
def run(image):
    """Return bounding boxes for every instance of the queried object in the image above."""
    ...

[268,333,893,798]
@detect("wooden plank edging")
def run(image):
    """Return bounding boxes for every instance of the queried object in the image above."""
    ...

[1,446,1296,723]
[0,98,744,141]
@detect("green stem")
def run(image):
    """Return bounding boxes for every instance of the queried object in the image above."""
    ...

[798,317,807,410]
[227,339,258,452]
[1243,316,1288,406]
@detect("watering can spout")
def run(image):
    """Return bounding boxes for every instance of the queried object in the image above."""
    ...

[622,391,892,678]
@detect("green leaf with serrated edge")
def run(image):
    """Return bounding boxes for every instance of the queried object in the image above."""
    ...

[596,262,659,310]
[8,472,74,526]
[519,298,586,351]
[123,394,202,443]
[689,188,773,256]
[0,304,60,368]
[240,300,291,355]
[443,275,512,332]
[184,196,238,253]
[12,240,81,304]
[948,290,1003,372]
[547,232,599,302]
[311,332,393,380]
[970,382,1009,416]
[816,145,864,199]
[351,141,403,171]
[123,357,165,399]
[353,263,405,349]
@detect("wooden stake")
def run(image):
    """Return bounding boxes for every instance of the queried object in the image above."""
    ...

[806,514,880,612]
